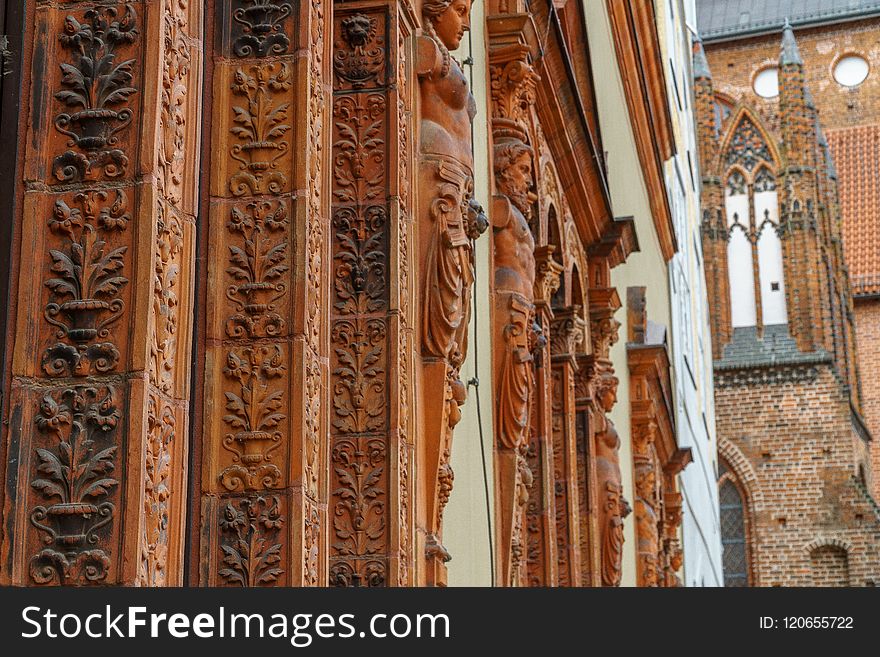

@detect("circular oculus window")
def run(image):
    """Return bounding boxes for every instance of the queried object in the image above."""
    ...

[753,67,779,98]
[834,55,869,87]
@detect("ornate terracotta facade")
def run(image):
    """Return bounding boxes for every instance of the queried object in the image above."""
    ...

[0,0,686,587]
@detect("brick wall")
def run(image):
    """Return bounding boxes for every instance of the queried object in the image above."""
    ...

[715,365,880,586]
[809,545,850,586]
[704,18,880,130]
[854,298,880,500]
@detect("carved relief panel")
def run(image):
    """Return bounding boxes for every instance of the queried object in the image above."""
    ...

[3,0,202,586]
[329,2,415,587]
[198,0,328,588]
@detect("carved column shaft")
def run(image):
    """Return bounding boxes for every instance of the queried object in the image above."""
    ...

[525,244,563,586]
[549,308,586,586]
[525,312,558,586]
[196,0,329,587]
[573,357,599,587]
[328,0,416,587]
[1,0,201,585]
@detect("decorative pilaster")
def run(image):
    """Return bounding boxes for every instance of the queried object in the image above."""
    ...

[525,244,563,586]
[1,0,202,586]
[197,0,330,587]
[549,306,586,586]
[327,1,417,587]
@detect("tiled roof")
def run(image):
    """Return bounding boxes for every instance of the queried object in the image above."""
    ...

[715,324,832,369]
[697,0,880,41]
[827,124,880,296]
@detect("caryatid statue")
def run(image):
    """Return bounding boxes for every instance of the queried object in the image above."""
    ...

[492,124,540,586]
[494,127,537,451]
[418,0,486,419]
[634,453,660,587]
[417,0,487,580]
[594,364,632,586]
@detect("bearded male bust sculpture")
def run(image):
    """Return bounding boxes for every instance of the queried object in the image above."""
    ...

[493,131,538,451]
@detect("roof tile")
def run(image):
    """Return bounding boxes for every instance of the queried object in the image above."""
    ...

[827,124,880,296]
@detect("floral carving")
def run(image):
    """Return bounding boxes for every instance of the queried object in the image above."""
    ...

[225,201,289,339]
[331,319,386,434]
[489,55,537,127]
[332,93,387,203]
[306,0,326,352]
[303,502,320,586]
[229,63,292,196]
[43,191,129,377]
[232,0,292,58]
[330,438,387,586]
[150,201,183,393]
[525,431,547,586]
[158,0,191,208]
[550,370,571,586]
[139,394,174,586]
[220,345,286,491]
[334,14,385,89]
[29,386,119,584]
[333,206,387,314]
[53,4,138,182]
[218,495,284,586]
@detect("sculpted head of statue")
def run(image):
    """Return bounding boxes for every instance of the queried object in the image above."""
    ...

[423,0,472,52]
[494,138,534,216]
[596,368,619,414]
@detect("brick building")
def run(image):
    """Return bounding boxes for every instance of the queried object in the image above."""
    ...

[696,1,880,586]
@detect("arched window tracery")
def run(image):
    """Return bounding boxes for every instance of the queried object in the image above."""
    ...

[718,460,752,587]
[722,119,786,330]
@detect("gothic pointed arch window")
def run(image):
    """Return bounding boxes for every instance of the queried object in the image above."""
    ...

[722,115,786,330]
[718,459,752,587]
[753,166,786,325]
[725,168,757,328]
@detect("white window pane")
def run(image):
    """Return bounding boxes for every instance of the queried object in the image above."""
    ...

[834,55,869,87]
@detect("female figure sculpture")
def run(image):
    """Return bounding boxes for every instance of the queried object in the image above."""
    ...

[417,0,487,583]
[418,0,485,413]
[595,367,631,586]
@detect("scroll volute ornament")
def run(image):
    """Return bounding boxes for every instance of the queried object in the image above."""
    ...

[417,0,487,584]
[534,245,563,310]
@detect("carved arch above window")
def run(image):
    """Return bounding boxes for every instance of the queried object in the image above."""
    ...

[719,108,779,177]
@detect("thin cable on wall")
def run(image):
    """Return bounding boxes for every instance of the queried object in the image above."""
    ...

[462,25,495,588]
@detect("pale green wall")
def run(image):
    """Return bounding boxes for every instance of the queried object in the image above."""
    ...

[584,0,673,588]
[444,0,496,587]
